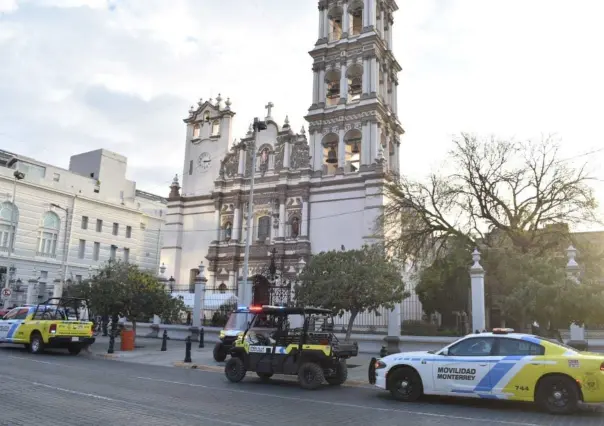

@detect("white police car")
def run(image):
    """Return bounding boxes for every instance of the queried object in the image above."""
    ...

[368,329,604,414]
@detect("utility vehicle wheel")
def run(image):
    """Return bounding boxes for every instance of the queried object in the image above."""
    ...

[387,367,423,402]
[225,357,247,383]
[326,360,348,386]
[68,345,82,355]
[213,343,227,362]
[298,362,325,390]
[257,372,273,381]
[536,375,580,415]
[29,332,45,355]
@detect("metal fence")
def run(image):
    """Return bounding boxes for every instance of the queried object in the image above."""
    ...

[201,287,238,327]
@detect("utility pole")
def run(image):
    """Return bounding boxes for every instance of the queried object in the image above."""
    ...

[51,198,74,299]
[3,169,25,309]
[240,117,267,306]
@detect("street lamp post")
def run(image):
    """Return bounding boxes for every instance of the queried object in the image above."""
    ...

[3,170,25,308]
[50,203,70,299]
[240,117,268,306]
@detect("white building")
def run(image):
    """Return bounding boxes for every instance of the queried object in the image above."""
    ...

[162,0,407,319]
[0,148,166,307]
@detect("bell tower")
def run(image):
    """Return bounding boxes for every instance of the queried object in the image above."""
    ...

[305,0,403,176]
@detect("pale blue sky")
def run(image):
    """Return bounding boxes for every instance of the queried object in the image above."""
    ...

[1,0,603,222]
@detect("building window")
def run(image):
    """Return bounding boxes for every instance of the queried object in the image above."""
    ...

[193,124,201,138]
[257,216,271,241]
[81,216,88,230]
[123,248,130,263]
[126,226,132,238]
[0,201,18,251]
[53,173,60,182]
[96,219,102,232]
[93,242,100,261]
[78,239,86,259]
[110,245,117,260]
[211,120,220,136]
[112,223,119,236]
[37,211,61,257]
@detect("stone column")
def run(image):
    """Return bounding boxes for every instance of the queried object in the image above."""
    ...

[283,140,291,169]
[368,0,376,28]
[361,120,370,165]
[238,147,245,176]
[338,127,346,169]
[318,67,326,105]
[382,67,388,102]
[213,200,221,242]
[312,68,319,105]
[301,197,309,238]
[567,245,588,349]
[362,57,370,95]
[339,62,348,104]
[318,7,325,39]
[370,120,379,163]
[342,1,350,36]
[392,81,398,116]
[26,279,37,305]
[379,8,385,36]
[384,302,402,354]
[193,262,207,329]
[278,194,286,239]
[232,201,241,241]
[370,56,378,95]
[470,249,486,332]
[363,0,369,27]
[388,16,393,47]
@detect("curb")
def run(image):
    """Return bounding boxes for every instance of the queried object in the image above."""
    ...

[172,362,370,388]
[94,353,122,359]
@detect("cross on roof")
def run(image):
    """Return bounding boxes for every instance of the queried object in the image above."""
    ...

[265,102,274,118]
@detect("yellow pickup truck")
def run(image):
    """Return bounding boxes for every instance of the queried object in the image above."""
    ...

[0,297,95,355]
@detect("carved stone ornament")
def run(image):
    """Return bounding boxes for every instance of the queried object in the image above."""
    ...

[223,152,238,178]
[290,141,311,170]
[274,141,285,171]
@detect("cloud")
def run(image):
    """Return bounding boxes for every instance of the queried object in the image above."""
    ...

[0,0,602,214]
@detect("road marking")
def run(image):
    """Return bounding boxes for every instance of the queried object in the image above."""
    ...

[2,374,252,426]
[135,376,539,426]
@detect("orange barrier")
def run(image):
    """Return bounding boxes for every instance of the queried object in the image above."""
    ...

[121,329,135,351]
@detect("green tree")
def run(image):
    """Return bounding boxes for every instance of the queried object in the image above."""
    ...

[70,260,183,342]
[295,244,408,341]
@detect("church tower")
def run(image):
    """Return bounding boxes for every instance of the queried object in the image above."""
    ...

[305,0,403,176]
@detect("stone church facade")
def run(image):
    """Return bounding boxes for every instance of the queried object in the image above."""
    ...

[161,0,404,309]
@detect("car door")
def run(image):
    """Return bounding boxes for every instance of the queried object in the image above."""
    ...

[0,308,18,343]
[9,308,31,343]
[432,336,497,396]
[489,337,545,400]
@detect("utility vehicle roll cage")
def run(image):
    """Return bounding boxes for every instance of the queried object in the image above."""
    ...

[31,297,91,321]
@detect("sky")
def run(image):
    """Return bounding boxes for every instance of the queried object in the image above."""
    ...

[1,0,603,224]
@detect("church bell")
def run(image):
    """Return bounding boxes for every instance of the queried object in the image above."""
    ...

[326,146,338,164]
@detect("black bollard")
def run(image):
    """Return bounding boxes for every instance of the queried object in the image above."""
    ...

[379,345,387,357]
[108,333,115,354]
[161,330,167,352]
[199,327,205,348]
[184,336,192,363]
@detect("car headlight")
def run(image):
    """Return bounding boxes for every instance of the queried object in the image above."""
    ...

[219,331,225,338]
[375,360,387,369]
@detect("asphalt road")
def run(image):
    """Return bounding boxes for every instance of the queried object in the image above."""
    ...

[2,347,604,426]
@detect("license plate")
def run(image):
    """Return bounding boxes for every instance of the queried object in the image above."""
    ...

[71,337,79,342]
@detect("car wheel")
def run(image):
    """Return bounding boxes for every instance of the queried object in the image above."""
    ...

[387,367,423,402]
[536,375,580,414]
[326,360,348,386]
[257,372,273,381]
[213,343,227,362]
[225,357,247,383]
[29,332,45,355]
[298,362,325,390]
[68,344,82,355]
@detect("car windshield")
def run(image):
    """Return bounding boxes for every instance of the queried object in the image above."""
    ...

[540,336,579,352]
[224,312,254,330]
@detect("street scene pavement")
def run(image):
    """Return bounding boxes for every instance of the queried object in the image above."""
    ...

[2,339,604,425]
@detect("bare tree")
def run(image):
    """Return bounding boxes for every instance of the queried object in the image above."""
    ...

[380,134,600,261]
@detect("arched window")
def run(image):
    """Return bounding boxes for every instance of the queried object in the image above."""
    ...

[203,111,211,122]
[0,201,18,251]
[218,283,227,294]
[192,124,201,138]
[37,211,60,257]
[211,120,220,136]
[257,216,271,241]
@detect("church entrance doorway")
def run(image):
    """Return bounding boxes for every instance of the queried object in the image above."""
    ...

[252,274,270,306]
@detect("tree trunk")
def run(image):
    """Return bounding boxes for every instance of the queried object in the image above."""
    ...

[345,310,358,342]
[132,320,137,347]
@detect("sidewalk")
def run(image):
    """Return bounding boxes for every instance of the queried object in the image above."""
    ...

[88,336,376,384]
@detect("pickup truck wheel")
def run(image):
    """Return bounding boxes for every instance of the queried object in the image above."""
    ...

[388,367,423,402]
[298,362,325,390]
[29,332,45,354]
[536,375,579,414]
[326,360,348,386]
[68,344,82,355]
[225,357,247,383]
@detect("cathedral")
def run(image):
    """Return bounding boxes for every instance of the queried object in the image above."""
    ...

[161,0,403,306]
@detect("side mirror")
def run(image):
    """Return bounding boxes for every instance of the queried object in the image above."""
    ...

[440,348,449,356]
